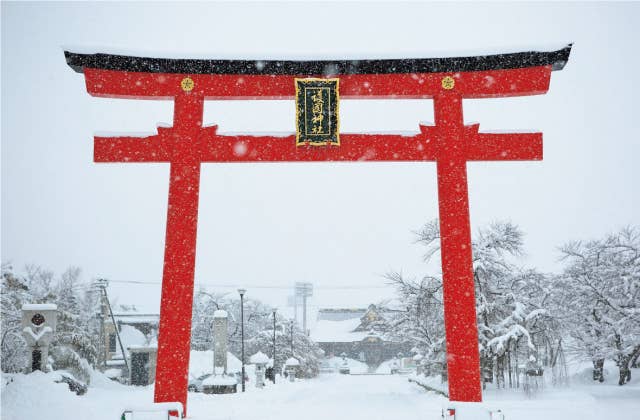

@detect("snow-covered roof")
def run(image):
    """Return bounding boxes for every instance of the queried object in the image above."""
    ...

[128,345,157,351]
[111,325,148,358]
[250,351,270,364]
[316,308,367,322]
[213,310,228,318]
[112,314,159,325]
[66,45,572,75]
[311,318,369,343]
[22,304,57,311]
[285,357,300,367]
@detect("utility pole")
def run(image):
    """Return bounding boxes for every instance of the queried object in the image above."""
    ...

[272,308,277,384]
[96,278,129,377]
[97,307,105,371]
[238,288,246,393]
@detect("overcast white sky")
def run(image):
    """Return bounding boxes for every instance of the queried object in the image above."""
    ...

[2,2,639,317]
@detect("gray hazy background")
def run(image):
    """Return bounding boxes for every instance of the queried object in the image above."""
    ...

[2,2,639,316]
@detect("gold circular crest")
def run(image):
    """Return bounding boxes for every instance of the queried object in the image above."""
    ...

[181,77,195,92]
[441,76,455,90]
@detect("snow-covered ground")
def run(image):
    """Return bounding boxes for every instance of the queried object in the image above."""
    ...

[323,356,369,374]
[2,367,638,420]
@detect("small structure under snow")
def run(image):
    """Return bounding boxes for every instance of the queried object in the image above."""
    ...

[251,351,270,388]
[21,303,57,373]
[285,357,300,382]
[250,351,270,365]
[213,309,228,318]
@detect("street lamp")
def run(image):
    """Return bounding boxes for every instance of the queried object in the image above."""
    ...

[289,319,294,355]
[238,288,246,392]
[272,308,277,384]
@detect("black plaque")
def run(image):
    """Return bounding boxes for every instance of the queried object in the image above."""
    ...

[295,78,339,146]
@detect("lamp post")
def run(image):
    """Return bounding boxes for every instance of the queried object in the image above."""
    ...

[238,288,246,392]
[289,319,294,355]
[272,308,277,384]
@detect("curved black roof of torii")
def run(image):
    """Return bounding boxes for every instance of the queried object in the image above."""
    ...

[65,44,572,75]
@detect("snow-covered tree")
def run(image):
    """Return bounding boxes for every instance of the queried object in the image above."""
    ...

[191,290,322,377]
[389,220,561,389]
[556,227,640,385]
[1,263,30,372]
[385,270,446,379]
[0,264,102,382]
[191,288,227,351]
[246,316,323,378]
[49,268,102,382]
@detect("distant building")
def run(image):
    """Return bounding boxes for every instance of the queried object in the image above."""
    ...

[311,304,410,371]
[100,299,159,383]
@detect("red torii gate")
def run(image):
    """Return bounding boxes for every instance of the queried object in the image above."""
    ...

[66,45,571,415]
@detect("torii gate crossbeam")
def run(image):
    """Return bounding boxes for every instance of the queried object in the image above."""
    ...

[66,45,571,416]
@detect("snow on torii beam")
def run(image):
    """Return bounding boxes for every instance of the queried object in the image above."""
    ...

[65,45,571,412]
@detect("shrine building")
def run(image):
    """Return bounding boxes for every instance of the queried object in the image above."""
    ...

[311,304,410,370]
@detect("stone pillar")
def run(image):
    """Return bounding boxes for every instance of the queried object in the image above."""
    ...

[204,310,237,394]
[213,310,228,374]
[21,304,57,373]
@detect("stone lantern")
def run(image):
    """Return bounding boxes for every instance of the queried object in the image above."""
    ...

[250,351,270,388]
[21,304,57,373]
[285,357,300,382]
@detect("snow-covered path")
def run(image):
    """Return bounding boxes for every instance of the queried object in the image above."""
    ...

[188,373,640,420]
[189,374,440,420]
[3,371,639,420]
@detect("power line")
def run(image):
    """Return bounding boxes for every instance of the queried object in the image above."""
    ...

[105,279,393,290]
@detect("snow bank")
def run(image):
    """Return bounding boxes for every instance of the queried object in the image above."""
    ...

[2,371,94,420]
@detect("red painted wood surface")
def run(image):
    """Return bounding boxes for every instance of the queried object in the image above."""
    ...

[153,94,203,410]
[80,64,552,413]
[84,66,551,99]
